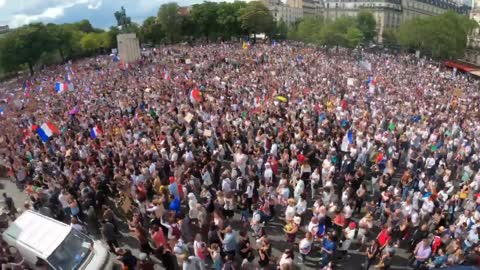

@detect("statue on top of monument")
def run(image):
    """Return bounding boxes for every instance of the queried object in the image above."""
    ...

[114,6,132,31]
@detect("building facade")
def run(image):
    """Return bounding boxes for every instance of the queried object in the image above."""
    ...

[465,0,480,64]
[322,0,469,41]
[0,25,9,35]
[260,0,469,41]
[262,0,304,25]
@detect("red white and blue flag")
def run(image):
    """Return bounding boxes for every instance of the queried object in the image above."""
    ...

[37,122,60,142]
[90,125,103,139]
[55,82,68,93]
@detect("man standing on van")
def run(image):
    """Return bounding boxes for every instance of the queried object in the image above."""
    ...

[1,193,17,217]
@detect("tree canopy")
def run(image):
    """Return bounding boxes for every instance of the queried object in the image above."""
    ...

[157,3,183,43]
[397,11,477,59]
[240,1,275,36]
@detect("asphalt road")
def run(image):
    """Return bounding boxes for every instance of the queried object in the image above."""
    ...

[0,178,413,270]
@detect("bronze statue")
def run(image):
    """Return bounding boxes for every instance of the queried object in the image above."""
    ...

[114,6,132,31]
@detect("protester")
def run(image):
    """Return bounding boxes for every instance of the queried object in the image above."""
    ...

[2,41,480,270]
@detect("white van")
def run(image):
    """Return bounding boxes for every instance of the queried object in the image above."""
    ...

[2,210,115,270]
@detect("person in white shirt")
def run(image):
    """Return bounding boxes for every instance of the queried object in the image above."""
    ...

[264,163,273,183]
[343,203,353,220]
[420,196,435,219]
[58,189,70,215]
[148,161,156,175]
[294,179,305,201]
[298,232,313,263]
[296,195,307,216]
[310,168,321,199]
[70,217,85,232]
[221,176,232,193]
[285,199,296,221]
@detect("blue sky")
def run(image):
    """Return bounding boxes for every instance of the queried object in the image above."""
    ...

[0,0,207,29]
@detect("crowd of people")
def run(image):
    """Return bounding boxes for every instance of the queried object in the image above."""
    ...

[1,41,480,270]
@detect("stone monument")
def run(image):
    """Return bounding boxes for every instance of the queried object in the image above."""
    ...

[114,7,141,63]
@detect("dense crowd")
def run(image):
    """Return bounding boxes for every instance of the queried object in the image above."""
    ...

[1,42,480,270]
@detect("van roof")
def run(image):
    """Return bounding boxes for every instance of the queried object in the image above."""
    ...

[2,210,71,259]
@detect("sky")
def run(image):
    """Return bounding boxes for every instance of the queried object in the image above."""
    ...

[0,0,206,29]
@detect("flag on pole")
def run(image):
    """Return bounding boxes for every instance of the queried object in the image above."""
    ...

[367,76,376,93]
[190,89,202,103]
[90,125,103,139]
[340,129,353,152]
[55,82,68,93]
[37,122,60,142]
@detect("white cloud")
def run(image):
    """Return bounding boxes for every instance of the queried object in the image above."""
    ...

[87,0,102,9]
[7,0,104,27]
[0,0,5,8]
[9,6,66,27]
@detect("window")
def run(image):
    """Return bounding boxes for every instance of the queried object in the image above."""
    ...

[47,230,93,270]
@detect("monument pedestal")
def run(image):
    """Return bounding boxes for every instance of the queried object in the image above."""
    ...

[117,33,141,63]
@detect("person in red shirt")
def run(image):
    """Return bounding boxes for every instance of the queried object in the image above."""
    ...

[150,225,166,249]
[333,210,346,237]
[377,226,392,250]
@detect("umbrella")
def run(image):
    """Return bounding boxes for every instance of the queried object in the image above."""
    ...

[275,95,288,103]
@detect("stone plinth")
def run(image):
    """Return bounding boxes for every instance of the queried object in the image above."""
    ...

[117,33,141,63]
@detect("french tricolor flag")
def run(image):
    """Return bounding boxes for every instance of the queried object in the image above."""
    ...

[37,122,60,142]
[55,82,68,93]
[90,125,103,139]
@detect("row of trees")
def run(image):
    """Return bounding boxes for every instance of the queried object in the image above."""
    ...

[395,11,477,59]
[288,10,477,59]
[149,1,280,43]
[0,1,279,75]
[288,11,377,48]
[0,20,117,74]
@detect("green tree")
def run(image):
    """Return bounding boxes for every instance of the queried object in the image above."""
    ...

[319,16,355,47]
[0,32,23,73]
[80,33,100,51]
[397,17,426,50]
[356,10,376,42]
[46,24,75,62]
[382,27,398,48]
[397,11,477,59]
[275,19,289,40]
[191,2,220,41]
[157,2,182,43]
[240,1,275,39]
[80,32,111,52]
[107,26,120,48]
[345,26,363,48]
[217,1,247,39]
[295,16,324,43]
[139,16,164,45]
[73,19,95,33]
[0,23,55,75]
